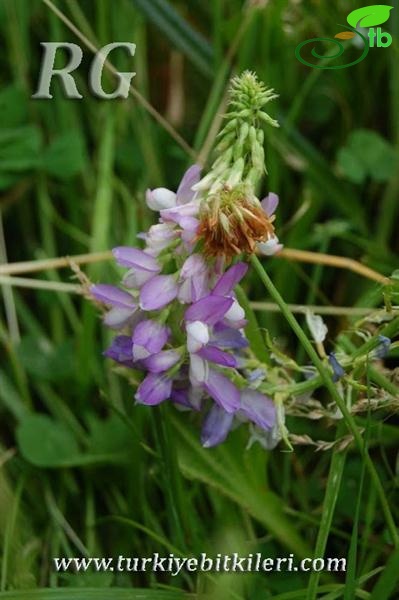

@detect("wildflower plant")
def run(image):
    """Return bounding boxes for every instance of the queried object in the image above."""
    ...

[91,71,399,454]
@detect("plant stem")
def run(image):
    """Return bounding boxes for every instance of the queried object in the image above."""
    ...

[250,254,399,547]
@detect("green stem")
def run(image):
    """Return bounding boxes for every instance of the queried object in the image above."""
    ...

[250,255,399,547]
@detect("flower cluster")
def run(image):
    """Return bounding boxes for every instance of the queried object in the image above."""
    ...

[91,164,281,447]
[91,71,284,448]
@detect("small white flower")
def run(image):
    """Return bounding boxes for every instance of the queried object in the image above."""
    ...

[306,310,328,344]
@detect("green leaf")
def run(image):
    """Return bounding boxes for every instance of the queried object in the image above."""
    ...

[87,414,134,457]
[16,337,75,382]
[336,146,366,184]
[16,414,81,467]
[0,589,184,600]
[336,129,397,183]
[370,546,399,600]
[0,85,28,128]
[42,131,86,179]
[0,126,42,172]
[347,5,394,28]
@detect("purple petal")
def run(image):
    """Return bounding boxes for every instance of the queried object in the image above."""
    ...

[142,349,181,373]
[103,306,136,330]
[239,390,276,430]
[160,201,199,226]
[176,165,201,205]
[180,254,207,279]
[328,353,345,382]
[185,295,233,325]
[112,247,160,272]
[197,345,237,368]
[261,192,279,217]
[201,404,234,448]
[135,373,172,406]
[374,336,391,359]
[140,275,178,311]
[91,284,136,309]
[122,268,156,289]
[132,319,169,357]
[212,324,249,349]
[212,262,248,296]
[204,370,240,413]
[104,335,133,365]
[171,387,192,408]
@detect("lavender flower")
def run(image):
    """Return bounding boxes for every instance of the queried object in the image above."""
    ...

[91,72,283,449]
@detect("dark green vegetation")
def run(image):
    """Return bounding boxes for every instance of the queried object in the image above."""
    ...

[0,1,398,598]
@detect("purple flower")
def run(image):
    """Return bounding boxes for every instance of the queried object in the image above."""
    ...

[185,295,233,325]
[140,275,179,311]
[261,192,279,217]
[90,284,138,330]
[202,368,240,413]
[145,165,201,212]
[142,223,178,256]
[132,319,170,360]
[258,193,283,256]
[91,284,135,308]
[201,404,234,448]
[374,336,391,359]
[328,353,345,382]
[104,336,133,366]
[211,323,248,350]
[238,390,276,430]
[213,262,248,296]
[93,164,282,450]
[178,254,210,303]
[136,373,172,405]
[113,247,161,288]
[176,164,201,205]
[146,187,177,211]
[142,349,181,373]
[197,345,237,367]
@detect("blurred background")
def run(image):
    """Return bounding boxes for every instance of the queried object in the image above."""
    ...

[0,0,398,598]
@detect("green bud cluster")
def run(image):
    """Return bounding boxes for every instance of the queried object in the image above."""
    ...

[194,71,279,196]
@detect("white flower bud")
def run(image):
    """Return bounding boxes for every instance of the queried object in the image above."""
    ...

[306,310,328,344]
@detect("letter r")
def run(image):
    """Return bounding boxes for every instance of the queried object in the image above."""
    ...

[32,42,83,99]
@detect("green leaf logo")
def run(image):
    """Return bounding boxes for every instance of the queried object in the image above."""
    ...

[347,5,394,28]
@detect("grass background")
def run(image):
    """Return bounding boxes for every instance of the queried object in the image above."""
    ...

[0,0,398,598]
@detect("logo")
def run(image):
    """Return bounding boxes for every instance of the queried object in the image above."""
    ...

[32,42,136,99]
[295,5,394,69]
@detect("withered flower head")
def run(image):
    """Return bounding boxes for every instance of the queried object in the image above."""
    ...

[198,183,275,260]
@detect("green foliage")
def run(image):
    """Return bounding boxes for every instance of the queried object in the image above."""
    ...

[336,129,397,184]
[0,0,398,598]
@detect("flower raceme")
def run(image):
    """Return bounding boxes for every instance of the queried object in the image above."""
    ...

[91,162,281,448]
[91,72,284,448]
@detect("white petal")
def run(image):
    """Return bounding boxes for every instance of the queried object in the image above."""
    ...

[146,188,177,211]
[189,354,209,385]
[257,236,283,256]
[224,299,245,322]
[306,310,328,344]
[186,321,209,353]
